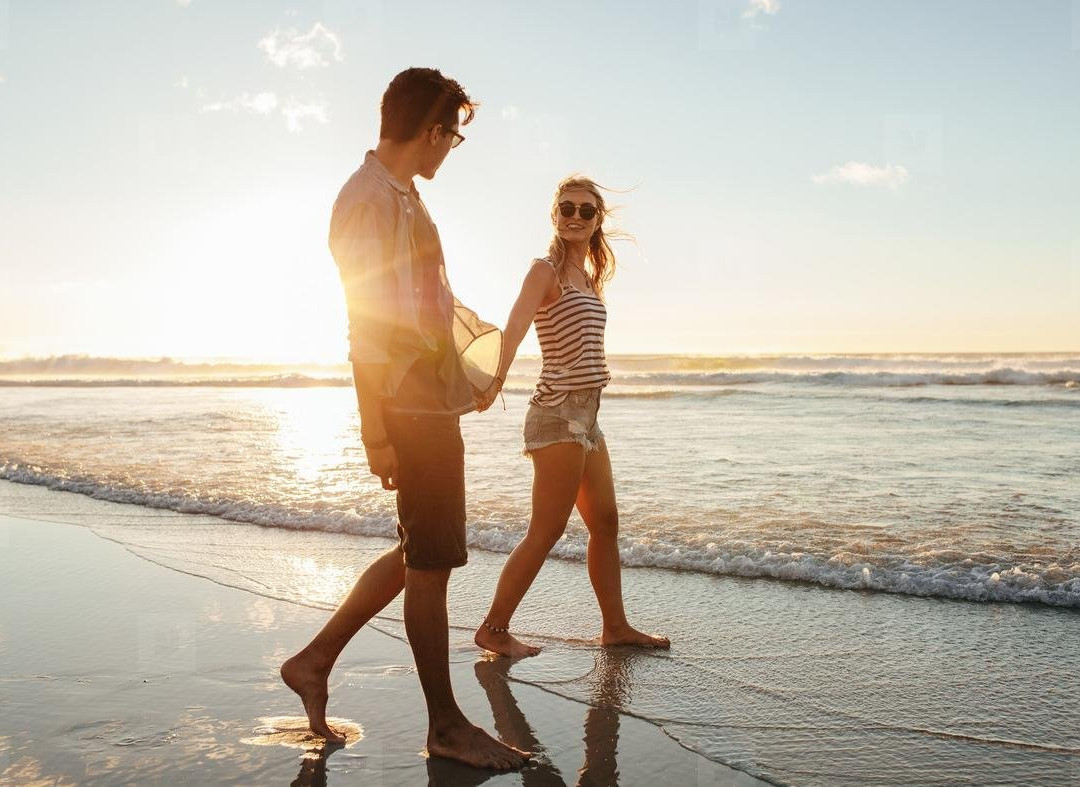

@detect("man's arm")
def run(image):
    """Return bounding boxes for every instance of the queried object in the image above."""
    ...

[352,360,398,490]
[330,200,399,489]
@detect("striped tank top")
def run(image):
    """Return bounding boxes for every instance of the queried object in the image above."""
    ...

[530,258,612,407]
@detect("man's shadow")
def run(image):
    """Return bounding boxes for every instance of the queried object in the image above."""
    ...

[468,648,639,786]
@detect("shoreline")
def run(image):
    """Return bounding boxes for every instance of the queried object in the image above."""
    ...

[0,498,765,785]
[4,477,1080,785]
[3,457,1076,611]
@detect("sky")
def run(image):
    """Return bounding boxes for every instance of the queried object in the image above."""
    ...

[0,0,1077,363]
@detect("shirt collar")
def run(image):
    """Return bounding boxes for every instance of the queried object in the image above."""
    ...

[363,150,416,196]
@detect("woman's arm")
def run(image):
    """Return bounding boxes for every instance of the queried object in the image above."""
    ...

[475,261,556,412]
[497,261,557,382]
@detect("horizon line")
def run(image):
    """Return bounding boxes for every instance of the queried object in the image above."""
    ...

[1,349,1079,368]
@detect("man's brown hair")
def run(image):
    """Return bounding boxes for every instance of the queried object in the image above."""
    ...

[379,67,476,142]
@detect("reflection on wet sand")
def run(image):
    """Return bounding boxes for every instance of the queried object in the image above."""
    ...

[241,715,358,787]
[264,733,348,787]
[1,754,77,787]
[240,715,362,750]
[276,725,484,787]
[474,648,640,786]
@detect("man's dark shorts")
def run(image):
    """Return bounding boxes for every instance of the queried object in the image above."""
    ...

[383,411,467,570]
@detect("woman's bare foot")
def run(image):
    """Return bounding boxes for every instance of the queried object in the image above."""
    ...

[427,721,530,770]
[280,653,346,744]
[474,625,542,658]
[601,624,671,649]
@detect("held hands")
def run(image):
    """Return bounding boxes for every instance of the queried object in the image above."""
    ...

[474,376,504,413]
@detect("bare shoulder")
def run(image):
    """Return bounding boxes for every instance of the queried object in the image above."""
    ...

[528,257,557,278]
[525,257,561,306]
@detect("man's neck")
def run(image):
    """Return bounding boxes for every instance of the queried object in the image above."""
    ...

[372,140,419,189]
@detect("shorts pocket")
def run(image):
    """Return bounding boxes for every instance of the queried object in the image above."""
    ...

[566,389,593,405]
[523,406,546,441]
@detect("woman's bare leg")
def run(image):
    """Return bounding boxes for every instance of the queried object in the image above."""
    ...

[474,441,586,657]
[576,439,670,649]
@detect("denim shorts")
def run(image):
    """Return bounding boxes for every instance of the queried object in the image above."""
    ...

[523,388,605,455]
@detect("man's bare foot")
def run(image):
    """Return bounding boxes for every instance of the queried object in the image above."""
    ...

[427,721,530,770]
[601,624,671,649]
[280,653,346,744]
[474,625,541,658]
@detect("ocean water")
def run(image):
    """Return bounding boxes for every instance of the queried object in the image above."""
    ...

[2,353,1079,784]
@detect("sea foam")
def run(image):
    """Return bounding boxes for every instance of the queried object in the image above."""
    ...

[3,461,1077,609]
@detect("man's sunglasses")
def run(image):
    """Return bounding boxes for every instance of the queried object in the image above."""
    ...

[558,201,599,221]
[444,127,465,148]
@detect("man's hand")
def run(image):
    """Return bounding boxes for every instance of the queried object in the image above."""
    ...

[474,378,503,413]
[365,443,399,490]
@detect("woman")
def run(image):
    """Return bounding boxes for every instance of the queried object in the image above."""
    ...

[474,176,670,658]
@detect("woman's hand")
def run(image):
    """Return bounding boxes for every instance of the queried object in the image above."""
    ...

[474,377,504,413]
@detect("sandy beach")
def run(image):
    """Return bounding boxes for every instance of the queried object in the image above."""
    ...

[2,467,1080,784]
[0,506,762,786]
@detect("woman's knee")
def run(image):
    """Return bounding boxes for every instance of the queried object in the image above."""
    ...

[525,519,567,551]
[586,509,619,540]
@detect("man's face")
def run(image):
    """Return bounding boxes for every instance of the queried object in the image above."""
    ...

[417,123,458,180]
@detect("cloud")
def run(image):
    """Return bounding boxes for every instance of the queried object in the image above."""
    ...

[199,91,279,115]
[258,23,343,69]
[175,75,189,89]
[501,105,520,120]
[742,0,780,18]
[176,0,191,7]
[192,23,337,132]
[812,162,910,190]
[282,98,328,133]
[198,92,327,132]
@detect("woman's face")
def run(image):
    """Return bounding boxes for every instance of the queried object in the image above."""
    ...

[553,188,600,244]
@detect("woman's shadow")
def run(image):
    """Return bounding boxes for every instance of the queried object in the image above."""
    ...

[457,647,639,786]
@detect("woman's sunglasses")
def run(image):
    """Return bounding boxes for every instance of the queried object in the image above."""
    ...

[558,201,598,221]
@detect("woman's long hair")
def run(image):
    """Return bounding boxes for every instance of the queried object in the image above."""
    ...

[546,175,620,299]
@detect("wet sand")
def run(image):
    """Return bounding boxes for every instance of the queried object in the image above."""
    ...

[0,512,763,785]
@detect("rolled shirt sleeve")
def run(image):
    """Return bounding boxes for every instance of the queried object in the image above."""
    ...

[328,201,396,365]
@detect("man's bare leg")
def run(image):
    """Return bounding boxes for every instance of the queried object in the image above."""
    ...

[281,545,407,743]
[405,566,530,770]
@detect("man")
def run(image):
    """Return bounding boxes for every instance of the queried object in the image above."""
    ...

[280,67,525,771]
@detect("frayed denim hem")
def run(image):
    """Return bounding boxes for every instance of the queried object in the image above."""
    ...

[522,434,603,457]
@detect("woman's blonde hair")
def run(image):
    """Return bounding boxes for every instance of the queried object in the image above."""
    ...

[546,175,619,298]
